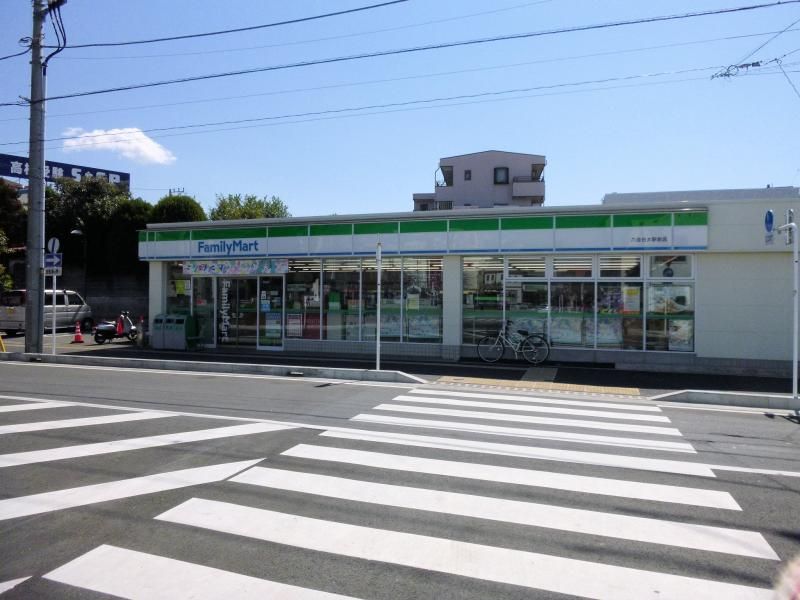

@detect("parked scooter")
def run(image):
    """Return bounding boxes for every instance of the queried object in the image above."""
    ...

[94,311,138,344]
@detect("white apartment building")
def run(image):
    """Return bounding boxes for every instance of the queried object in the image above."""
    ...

[413,150,546,211]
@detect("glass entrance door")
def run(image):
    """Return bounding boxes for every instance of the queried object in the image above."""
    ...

[258,276,284,349]
[217,278,258,346]
[192,276,216,347]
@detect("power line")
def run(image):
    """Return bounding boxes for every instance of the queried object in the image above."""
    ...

[27,68,797,155]
[42,0,409,49]
[0,64,735,149]
[0,48,31,62]
[6,0,796,107]
[777,61,800,100]
[737,14,800,62]
[54,0,556,61]
[2,27,796,123]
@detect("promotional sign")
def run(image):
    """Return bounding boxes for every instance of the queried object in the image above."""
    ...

[765,209,775,245]
[0,153,130,186]
[182,259,288,275]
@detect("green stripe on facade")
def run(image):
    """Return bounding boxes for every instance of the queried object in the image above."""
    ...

[137,231,146,242]
[674,212,708,226]
[613,213,671,228]
[400,220,447,234]
[556,215,611,229]
[192,227,265,240]
[354,222,398,235]
[310,223,353,236]
[268,225,309,238]
[154,230,190,242]
[501,216,553,230]
[449,218,499,232]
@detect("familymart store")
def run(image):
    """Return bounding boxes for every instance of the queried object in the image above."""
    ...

[139,196,798,375]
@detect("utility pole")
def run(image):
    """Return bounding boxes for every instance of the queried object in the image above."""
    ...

[25,0,47,354]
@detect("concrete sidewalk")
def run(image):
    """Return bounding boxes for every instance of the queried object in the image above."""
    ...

[2,337,797,409]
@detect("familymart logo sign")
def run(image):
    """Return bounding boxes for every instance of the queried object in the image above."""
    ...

[196,239,260,256]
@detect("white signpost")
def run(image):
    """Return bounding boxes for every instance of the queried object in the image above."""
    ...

[768,210,799,409]
[376,242,382,372]
[46,237,61,355]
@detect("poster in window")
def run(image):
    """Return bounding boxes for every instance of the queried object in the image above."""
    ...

[596,318,623,346]
[407,313,441,339]
[668,319,693,351]
[286,314,303,337]
[550,317,583,345]
[622,286,641,314]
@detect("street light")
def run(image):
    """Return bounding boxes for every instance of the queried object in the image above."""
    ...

[69,225,87,303]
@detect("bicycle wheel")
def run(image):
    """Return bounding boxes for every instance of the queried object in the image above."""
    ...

[477,336,504,363]
[521,334,550,365]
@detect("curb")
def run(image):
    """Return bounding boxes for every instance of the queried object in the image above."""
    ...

[0,352,427,384]
[650,389,800,411]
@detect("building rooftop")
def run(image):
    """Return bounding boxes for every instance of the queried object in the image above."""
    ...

[602,186,799,205]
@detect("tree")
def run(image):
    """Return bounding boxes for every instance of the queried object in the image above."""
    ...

[0,179,26,247]
[108,198,153,272]
[0,230,12,291]
[46,176,132,276]
[209,194,290,220]
[150,194,206,224]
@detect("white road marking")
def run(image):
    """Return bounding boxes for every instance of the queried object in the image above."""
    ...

[320,429,715,477]
[282,445,739,509]
[44,545,359,599]
[351,414,696,453]
[0,459,263,521]
[157,499,771,600]
[234,466,774,558]
[394,394,671,422]
[0,577,30,594]
[709,464,800,478]
[372,403,682,436]
[411,388,660,411]
[0,401,71,413]
[0,422,293,469]
[0,411,172,435]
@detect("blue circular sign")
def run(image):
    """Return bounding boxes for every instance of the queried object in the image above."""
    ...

[765,210,774,233]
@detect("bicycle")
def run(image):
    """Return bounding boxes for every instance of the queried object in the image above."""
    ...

[477,320,550,364]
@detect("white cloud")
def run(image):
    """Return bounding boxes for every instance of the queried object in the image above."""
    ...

[62,127,176,165]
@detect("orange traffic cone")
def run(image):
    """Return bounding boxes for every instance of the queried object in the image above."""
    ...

[71,321,84,344]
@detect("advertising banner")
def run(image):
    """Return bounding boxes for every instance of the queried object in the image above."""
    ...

[0,153,130,186]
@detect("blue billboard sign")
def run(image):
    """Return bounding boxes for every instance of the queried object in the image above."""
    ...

[0,153,130,187]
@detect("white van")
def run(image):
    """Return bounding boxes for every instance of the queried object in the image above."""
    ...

[0,289,94,336]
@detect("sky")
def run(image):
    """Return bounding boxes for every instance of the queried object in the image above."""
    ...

[1,0,799,217]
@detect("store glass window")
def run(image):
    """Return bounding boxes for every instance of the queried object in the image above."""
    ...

[286,259,321,340]
[166,262,191,314]
[462,256,504,344]
[597,282,643,349]
[403,257,443,343]
[649,255,691,278]
[507,255,545,278]
[553,256,593,278]
[362,257,402,342]
[506,281,548,339]
[646,283,694,351]
[550,282,595,347]
[322,259,361,341]
[599,255,641,278]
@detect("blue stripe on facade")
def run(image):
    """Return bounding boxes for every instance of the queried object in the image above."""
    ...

[554,247,613,252]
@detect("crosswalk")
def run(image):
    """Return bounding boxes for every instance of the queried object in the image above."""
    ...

[0,387,787,599]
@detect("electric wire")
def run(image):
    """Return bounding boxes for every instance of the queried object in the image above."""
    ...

[41,0,409,49]
[0,64,743,149]
[54,0,557,61]
[2,0,797,107]
[777,61,800,99]
[23,68,795,156]
[0,48,31,62]
[736,14,800,62]
[2,27,796,123]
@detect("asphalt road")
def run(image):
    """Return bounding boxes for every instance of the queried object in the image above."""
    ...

[0,361,798,599]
